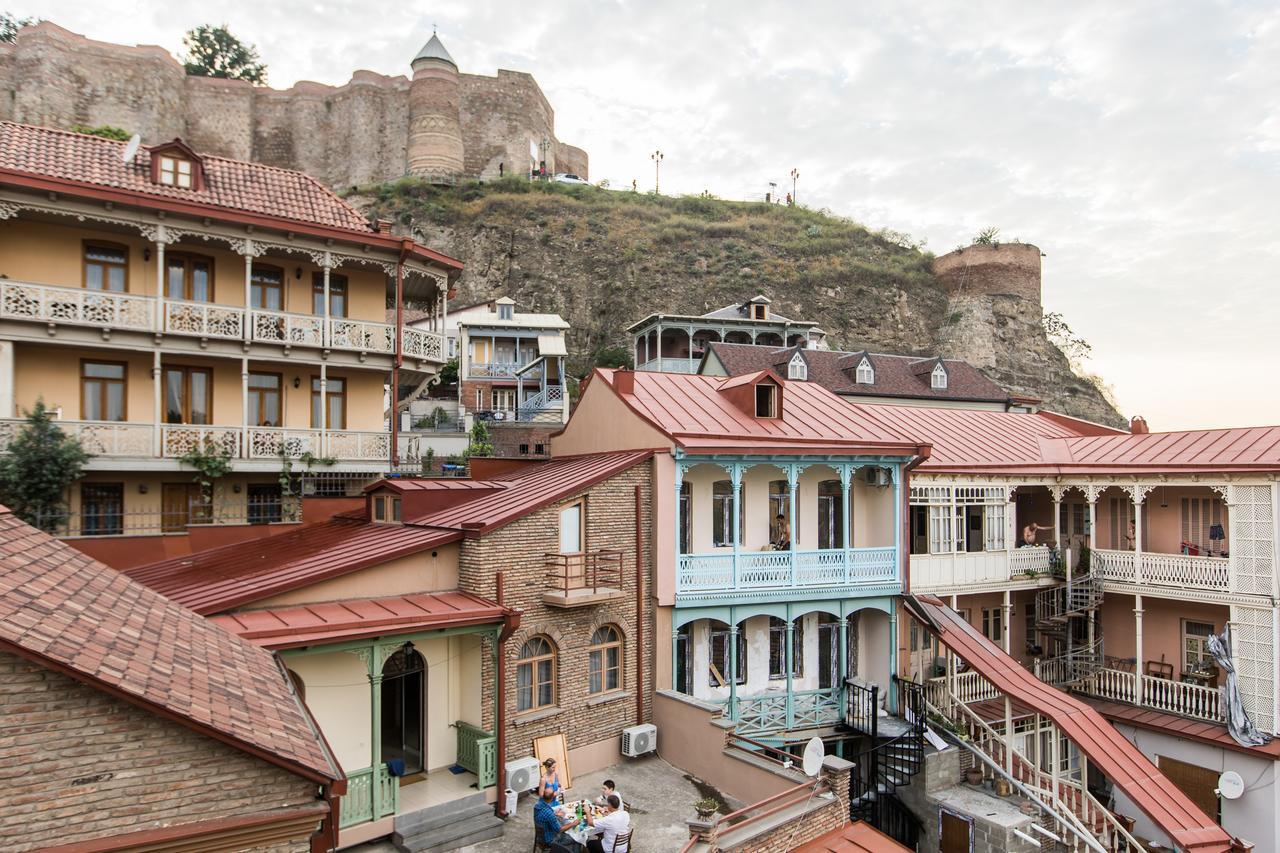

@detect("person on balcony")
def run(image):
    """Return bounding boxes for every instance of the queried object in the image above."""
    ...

[1021,521,1046,547]
[773,514,792,550]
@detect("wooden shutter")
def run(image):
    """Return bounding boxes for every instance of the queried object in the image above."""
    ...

[1158,756,1221,824]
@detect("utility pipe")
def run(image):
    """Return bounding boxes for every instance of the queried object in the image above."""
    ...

[635,485,645,726]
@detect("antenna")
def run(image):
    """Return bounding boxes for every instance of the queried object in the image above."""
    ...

[1217,770,1244,800]
[122,134,141,164]
[801,736,824,777]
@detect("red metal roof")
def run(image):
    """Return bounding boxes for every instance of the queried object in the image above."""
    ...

[0,507,340,783]
[792,822,910,852]
[1083,697,1280,760]
[906,594,1234,852]
[597,369,926,455]
[124,517,461,615]
[210,590,510,649]
[1057,426,1280,472]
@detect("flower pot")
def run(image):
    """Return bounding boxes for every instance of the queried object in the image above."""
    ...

[964,768,983,785]
[1019,799,1038,816]
[994,778,1013,797]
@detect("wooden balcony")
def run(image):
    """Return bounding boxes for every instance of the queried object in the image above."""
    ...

[542,549,625,607]
[1092,547,1230,593]
[910,545,1052,593]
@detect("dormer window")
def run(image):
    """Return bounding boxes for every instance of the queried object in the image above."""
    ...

[372,494,402,524]
[787,352,807,381]
[755,384,778,418]
[158,155,193,188]
[931,363,948,390]
[752,304,767,320]
[856,358,874,384]
[498,304,514,320]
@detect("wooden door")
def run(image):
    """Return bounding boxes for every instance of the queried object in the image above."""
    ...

[940,809,972,853]
[162,483,195,533]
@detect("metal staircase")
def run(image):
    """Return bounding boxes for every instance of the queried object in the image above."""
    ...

[847,678,925,849]
[1035,566,1105,689]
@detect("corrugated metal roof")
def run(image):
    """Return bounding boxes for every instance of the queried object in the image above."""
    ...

[125,518,461,615]
[792,822,910,852]
[1060,426,1280,470]
[211,590,509,649]
[598,369,925,455]
[906,594,1234,852]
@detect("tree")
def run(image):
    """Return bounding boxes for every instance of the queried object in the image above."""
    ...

[1042,311,1092,362]
[0,401,89,531]
[182,24,267,84]
[971,226,1000,245]
[592,345,633,370]
[466,420,494,458]
[0,12,32,44]
[69,124,131,141]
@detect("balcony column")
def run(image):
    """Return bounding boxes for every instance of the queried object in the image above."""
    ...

[1133,490,1145,585]
[1002,589,1012,655]
[655,322,663,364]
[151,352,162,456]
[840,464,853,582]
[731,464,742,589]
[1134,594,1144,705]
[319,363,327,456]
[784,608,795,729]
[728,619,739,719]
[838,613,849,713]
[153,233,167,333]
[687,327,694,369]
[674,463,685,566]
[1087,487,1099,552]
[240,357,250,454]
[1051,488,1063,557]
[892,465,902,579]
[787,464,800,585]
[440,286,448,337]
[321,254,332,349]
[887,607,899,713]
[671,627,680,692]
[1006,488,1017,552]
[367,644,384,820]
[239,241,257,343]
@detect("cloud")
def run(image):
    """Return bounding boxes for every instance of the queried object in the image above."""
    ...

[22,0,1280,429]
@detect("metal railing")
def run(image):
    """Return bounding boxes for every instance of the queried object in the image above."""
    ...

[545,550,624,594]
[32,496,301,538]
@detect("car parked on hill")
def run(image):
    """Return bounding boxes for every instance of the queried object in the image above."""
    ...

[553,173,589,185]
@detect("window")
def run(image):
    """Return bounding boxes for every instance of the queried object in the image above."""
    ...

[751,303,767,319]
[248,484,282,524]
[1109,497,1134,549]
[708,623,746,686]
[1181,497,1226,553]
[982,607,1003,643]
[81,483,123,536]
[984,502,1006,551]
[931,363,948,390]
[157,155,193,188]
[559,502,583,553]
[855,357,874,384]
[516,636,557,712]
[1182,620,1216,671]
[787,353,807,380]
[247,373,282,427]
[311,376,346,429]
[679,482,692,553]
[711,481,736,546]
[769,480,791,543]
[372,494,402,524]
[493,388,516,412]
[81,361,127,421]
[928,504,955,554]
[498,303,514,320]
[755,383,777,418]
[250,265,284,311]
[534,443,545,455]
[164,366,212,424]
[311,273,348,317]
[817,480,843,549]
[165,253,213,302]
[519,443,530,455]
[768,617,803,679]
[588,626,623,695]
[84,243,128,292]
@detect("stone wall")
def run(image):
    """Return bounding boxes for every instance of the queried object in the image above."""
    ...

[460,462,653,765]
[932,243,1043,306]
[0,650,321,852]
[0,22,586,188]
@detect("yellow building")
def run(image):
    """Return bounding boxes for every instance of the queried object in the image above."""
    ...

[0,123,459,548]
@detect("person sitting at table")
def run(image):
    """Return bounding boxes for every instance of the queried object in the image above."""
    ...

[534,788,577,850]
[595,779,623,811]
[585,794,630,853]
[538,757,563,802]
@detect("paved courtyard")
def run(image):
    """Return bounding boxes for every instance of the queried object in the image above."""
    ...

[350,753,738,852]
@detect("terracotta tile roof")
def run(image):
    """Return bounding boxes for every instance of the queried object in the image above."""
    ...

[0,121,372,232]
[1081,696,1280,759]
[211,590,511,649]
[793,822,911,852]
[0,507,341,783]
[706,343,1012,403]
[595,368,926,456]
[906,594,1234,852]
[125,517,462,615]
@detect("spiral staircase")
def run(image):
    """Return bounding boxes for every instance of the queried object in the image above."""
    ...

[1034,566,1104,690]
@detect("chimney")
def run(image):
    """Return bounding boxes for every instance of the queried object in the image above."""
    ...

[613,368,635,395]
[375,218,393,235]
[1130,415,1149,435]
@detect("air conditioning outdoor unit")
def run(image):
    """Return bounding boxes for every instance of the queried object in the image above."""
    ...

[865,467,891,488]
[505,756,541,792]
[621,723,657,758]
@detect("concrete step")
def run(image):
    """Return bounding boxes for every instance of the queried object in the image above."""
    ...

[393,792,489,837]
[393,812,504,853]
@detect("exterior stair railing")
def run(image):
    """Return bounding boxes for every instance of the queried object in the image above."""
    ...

[1035,565,1105,689]
[848,677,925,849]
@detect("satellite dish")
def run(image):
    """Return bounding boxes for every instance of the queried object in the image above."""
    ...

[801,736,824,778]
[122,134,141,164]
[1218,770,1244,800]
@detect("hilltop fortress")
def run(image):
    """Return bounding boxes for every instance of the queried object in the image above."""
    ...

[0,22,588,188]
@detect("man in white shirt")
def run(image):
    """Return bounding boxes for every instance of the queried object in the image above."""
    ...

[585,794,630,852]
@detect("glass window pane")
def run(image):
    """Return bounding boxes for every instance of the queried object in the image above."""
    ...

[164,370,184,423]
[516,663,532,712]
[84,383,102,420]
[106,266,125,292]
[167,259,186,299]
[85,265,104,290]
[189,371,209,424]
[84,362,124,379]
[106,384,125,421]
[329,395,344,430]
[191,261,210,301]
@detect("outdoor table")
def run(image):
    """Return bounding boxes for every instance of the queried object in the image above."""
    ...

[564,823,603,847]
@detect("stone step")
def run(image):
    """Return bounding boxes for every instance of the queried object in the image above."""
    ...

[393,793,490,837]
[395,817,505,853]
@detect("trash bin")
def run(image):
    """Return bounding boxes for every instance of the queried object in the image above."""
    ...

[505,788,518,816]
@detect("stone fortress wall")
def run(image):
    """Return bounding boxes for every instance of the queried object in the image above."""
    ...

[0,22,588,189]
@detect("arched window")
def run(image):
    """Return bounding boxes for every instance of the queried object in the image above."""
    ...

[517,636,557,712]
[856,357,875,384]
[588,625,623,695]
[931,363,948,390]
[787,352,807,381]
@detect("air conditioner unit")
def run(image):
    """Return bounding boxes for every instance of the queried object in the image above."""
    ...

[505,756,541,792]
[621,723,657,758]
[865,467,891,488]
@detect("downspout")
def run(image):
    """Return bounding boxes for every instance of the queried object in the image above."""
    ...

[494,571,517,819]
[635,484,645,726]
[900,445,932,595]
[391,241,410,468]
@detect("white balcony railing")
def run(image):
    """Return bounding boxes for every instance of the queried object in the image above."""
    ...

[165,299,244,339]
[324,430,391,461]
[246,427,324,459]
[910,546,1050,592]
[330,318,395,354]
[676,546,897,597]
[1,280,153,331]
[1078,667,1224,724]
[402,326,444,361]
[1009,545,1052,577]
[637,357,700,374]
[251,310,325,347]
[161,425,242,458]
[0,418,154,456]
[1092,547,1229,592]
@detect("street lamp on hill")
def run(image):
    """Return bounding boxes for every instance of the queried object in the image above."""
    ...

[651,150,664,194]
[790,168,799,204]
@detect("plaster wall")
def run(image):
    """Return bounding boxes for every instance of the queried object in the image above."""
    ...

[1099,594,1229,672]
[249,543,461,608]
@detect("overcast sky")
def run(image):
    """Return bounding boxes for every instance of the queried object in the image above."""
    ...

[21,1,1280,431]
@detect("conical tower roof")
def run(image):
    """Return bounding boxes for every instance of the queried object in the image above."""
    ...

[413,32,456,68]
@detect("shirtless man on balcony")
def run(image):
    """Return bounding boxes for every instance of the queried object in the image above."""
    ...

[1022,522,1046,547]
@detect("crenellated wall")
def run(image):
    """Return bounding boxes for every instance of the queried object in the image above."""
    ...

[0,22,587,187]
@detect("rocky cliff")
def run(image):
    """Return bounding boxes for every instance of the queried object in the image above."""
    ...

[353,178,1123,427]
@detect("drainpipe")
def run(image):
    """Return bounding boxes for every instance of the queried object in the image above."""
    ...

[900,445,932,595]
[494,571,509,818]
[635,484,645,726]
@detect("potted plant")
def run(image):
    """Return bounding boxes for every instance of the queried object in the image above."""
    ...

[694,798,719,820]
[964,767,983,785]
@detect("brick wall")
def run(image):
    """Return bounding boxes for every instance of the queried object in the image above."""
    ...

[460,463,654,761]
[0,651,321,852]
[707,759,854,853]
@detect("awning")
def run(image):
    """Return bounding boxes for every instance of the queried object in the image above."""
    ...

[537,333,567,357]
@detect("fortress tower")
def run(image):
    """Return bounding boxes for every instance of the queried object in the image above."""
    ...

[407,31,465,179]
[931,242,1043,307]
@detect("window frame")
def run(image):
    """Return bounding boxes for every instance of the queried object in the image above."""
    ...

[81,482,124,536]
[754,383,778,418]
[82,241,130,293]
[163,364,213,425]
[981,607,1003,643]
[708,624,747,686]
[787,353,807,380]
[588,625,623,696]
[371,494,402,524]
[711,480,735,547]
[768,617,804,679]
[1182,619,1216,671]
[559,499,585,554]
[311,375,347,430]
[248,483,283,525]
[157,154,194,188]
[516,635,558,713]
[246,371,283,427]
[80,359,128,422]
[165,251,215,302]
[311,272,348,317]
[250,264,285,311]
[855,357,874,384]
[931,363,948,390]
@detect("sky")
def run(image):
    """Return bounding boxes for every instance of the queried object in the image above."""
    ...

[18,1,1280,430]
